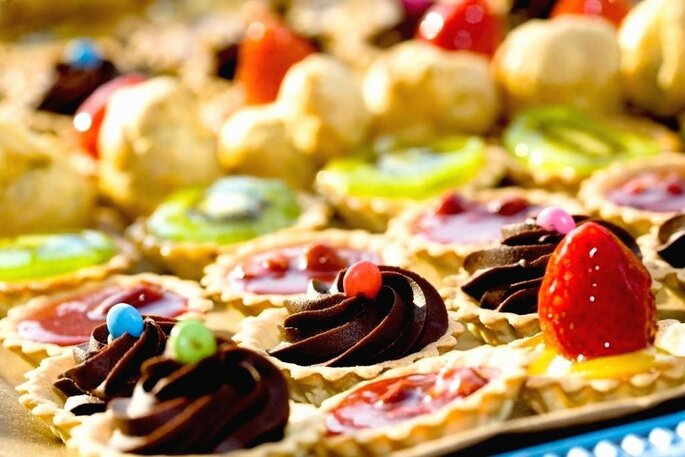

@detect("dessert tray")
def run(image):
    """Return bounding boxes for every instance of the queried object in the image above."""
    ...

[2,0,685,456]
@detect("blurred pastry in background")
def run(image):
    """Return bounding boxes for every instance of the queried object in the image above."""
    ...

[0,120,96,236]
[277,54,372,162]
[363,41,499,144]
[494,17,621,114]
[98,76,221,217]
[618,0,685,117]
[218,106,317,190]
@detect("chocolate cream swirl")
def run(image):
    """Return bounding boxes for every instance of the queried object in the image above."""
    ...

[657,214,685,268]
[108,344,289,455]
[37,60,119,114]
[270,265,448,367]
[461,216,640,315]
[53,316,176,416]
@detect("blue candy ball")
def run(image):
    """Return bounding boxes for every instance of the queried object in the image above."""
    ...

[106,303,144,339]
[65,39,102,70]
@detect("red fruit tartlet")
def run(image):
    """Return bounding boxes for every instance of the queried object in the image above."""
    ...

[520,222,685,412]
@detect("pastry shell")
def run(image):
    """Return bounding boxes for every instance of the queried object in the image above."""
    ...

[444,274,540,346]
[519,322,685,413]
[202,229,397,317]
[387,187,582,276]
[0,236,137,317]
[66,402,324,457]
[639,227,685,295]
[508,118,681,190]
[0,273,214,365]
[579,153,685,235]
[127,193,329,280]
[315,146,507,233]
[232,308,464,406]
[316,345,528,456]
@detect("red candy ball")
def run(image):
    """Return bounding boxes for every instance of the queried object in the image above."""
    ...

[343,261,383,300]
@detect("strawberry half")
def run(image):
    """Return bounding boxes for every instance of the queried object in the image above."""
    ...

[236,15,315,105]
[538,222,656,360]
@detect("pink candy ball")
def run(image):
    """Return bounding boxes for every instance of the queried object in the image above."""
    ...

[536,207,575,235]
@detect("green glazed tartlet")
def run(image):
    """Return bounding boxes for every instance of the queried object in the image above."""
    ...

[504,105,681,188]
[0,230,134,316]
[316,135,504,232]
[128,176,328,279]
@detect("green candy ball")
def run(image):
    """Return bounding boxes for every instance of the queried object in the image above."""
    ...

[168,320,217,364]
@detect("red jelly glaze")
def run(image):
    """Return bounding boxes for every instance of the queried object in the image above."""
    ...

[230,244,381,295]
[327,366,491,435]
[417,193,538,245]
[607,172,685,213]
[17,282,187,346]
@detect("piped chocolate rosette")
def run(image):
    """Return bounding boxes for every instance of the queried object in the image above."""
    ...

[448,210,640,345]
[639,213,685,295]
[53,316,176,416]
[66,321,322,457]
[16,306,180,442]
[233,262,462,406]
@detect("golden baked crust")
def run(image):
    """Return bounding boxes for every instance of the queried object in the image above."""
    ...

[202,229,394,316]
[218,106,317,191]
[233,307,463,406]
[494,17,621,115]
[98,76,222,217]
[0,274,213,365]
[619,0,685,117]
[363,40,500,144]
[0,120,97,236]
[317,346,528,456]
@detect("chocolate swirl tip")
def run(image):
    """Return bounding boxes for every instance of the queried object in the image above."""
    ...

[53,316,176,416]
[37,60,119,115]
[657,214,685,268]
[108,344,289,455]
[270,265,448,368]
[461,216,641,315]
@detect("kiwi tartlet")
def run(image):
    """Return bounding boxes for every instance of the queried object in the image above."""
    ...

[0,230,135,316]
[504,105,681,188]
[128,176,328,280]
[316,135,505,232]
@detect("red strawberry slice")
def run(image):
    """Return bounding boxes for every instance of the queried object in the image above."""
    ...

[539,222,656,360]
[236,14,315,105]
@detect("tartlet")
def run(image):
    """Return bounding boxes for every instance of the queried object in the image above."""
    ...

[128,176,329,280]
[0,273,213,365]
[579,153,685,235]
[233,265,463,405]
[516,221,685,413]
[202,229,394,316]
[316,136,505,232]
[521,328,685,413]
[387,187,582,276]
[445,216,642,345]
[638,213,685,295]
[504,105,680,189]
[16,316,179,442]
[66,343,323,457]
[0,231,136,316]
[317,345,528,456]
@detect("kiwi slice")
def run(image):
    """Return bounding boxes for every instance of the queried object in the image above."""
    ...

[504,106,661,178]
[0,231,117,282]
[319,135,486,200]
[146,176,302,244]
